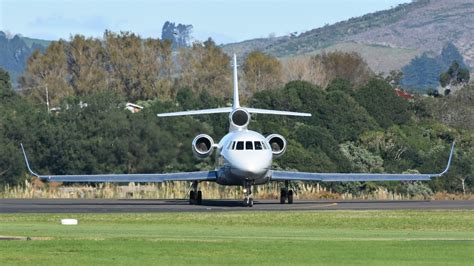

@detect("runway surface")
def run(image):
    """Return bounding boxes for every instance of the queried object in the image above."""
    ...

[0,199,472,213]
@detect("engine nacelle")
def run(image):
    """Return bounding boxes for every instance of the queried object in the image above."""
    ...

[229,108,250,130]
[266,134,287,158]
[192,134,215,158]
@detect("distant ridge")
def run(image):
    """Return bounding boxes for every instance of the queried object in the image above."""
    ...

[0,31,49,85]
[223,0,474,72]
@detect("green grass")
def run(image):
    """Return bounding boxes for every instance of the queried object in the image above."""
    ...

[1,211,473,265]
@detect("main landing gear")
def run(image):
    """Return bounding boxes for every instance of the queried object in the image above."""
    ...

[280,180,294,204]
[243,181,254,207]
[189,181,202,205]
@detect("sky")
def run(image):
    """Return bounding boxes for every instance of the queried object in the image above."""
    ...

[0,0,410,44]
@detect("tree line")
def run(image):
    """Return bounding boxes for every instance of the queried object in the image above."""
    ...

[1,71,472,195]
[0,32,472,195]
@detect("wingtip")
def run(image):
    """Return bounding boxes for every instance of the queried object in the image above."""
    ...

[437,141,455,177]
[19,143,40,178]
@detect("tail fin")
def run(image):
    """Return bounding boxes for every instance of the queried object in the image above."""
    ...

[232,54,240,109]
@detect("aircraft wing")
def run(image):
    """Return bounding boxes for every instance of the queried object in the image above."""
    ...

[20,144,217,183]
[272,142,455,182]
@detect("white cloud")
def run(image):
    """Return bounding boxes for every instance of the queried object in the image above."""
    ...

[28,14,109,31]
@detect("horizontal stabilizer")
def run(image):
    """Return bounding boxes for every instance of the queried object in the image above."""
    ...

[272,142,455,182]
[246,108,311,117]
[157,107,311,118]
[157,107,232,117]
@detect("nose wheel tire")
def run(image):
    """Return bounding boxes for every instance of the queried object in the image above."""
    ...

[243,197,254,207]
[243,181,254,207]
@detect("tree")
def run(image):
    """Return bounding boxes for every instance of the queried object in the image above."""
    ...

[0,68,13,98]
[20,31,174,103]
[161,21,193,49]
[339,142,384,173]
[401,53,443,92]
[386,70,403,87]
[282,52,372,89]
[243,51,283,94]
[66,35,108,96]
[282,56,326,85]
[178,38,231,99]
[355,78,410,128]
[440,43,466,68]
[435,84,474,131]
[439,61,470,88]
[312,52,373,88]
[325,78,353,94]
[104,31,173,100]
[325,90,378,141]
[20,41,72,105]
[401,43,468,92]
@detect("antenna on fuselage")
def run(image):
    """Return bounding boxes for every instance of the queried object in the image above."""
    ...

[232,54,240,109]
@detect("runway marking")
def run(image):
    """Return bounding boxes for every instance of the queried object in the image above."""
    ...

[102,235,474,242]
[285,202,339,210]
[0,236,52,241]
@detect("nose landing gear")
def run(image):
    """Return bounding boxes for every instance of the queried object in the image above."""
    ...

[189,181,202,205]
[280,180,294,204]
[243,181,254,207]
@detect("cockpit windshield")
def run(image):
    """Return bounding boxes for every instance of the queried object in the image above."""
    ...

[245,141,253,150]
[229,141,267,150]
[236,141,244,150]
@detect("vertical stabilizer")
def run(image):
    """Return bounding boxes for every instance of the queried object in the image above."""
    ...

[232,54,240,109]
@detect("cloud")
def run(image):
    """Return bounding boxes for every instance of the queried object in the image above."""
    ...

[28,14,109,31]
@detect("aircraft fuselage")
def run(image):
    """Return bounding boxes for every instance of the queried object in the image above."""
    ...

[215,130,272,186]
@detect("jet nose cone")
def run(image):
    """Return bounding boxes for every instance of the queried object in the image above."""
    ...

[230,152,271,178]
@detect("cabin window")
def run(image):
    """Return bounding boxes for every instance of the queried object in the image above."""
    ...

[245,141,253,150]
[236,141,244,150]
[232,141,236,150]
[254,141,263,150]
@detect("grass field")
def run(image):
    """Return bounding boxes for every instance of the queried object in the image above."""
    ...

[1,211,473,265]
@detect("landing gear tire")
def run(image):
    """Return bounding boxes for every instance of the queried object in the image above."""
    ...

[280,181,294,204]
[189,191,196,205]
[280,189,287,204]
[197,191,202,205]
[288,190,294,204]
[189,181,202,205]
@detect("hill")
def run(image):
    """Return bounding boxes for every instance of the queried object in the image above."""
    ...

[223,0,474,72]
[0,31,49,85]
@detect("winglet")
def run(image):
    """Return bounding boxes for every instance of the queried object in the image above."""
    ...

[437,142,455,176]
[20,143,40,178]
